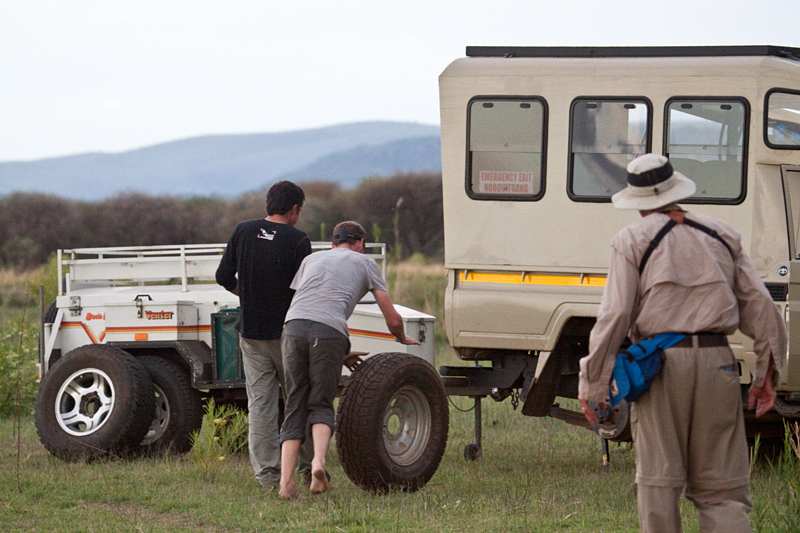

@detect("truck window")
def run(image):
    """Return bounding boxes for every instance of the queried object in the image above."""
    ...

[466,97,547,201]
[568,98,651,201]
[665,98,748,203]
[766,89,800,148]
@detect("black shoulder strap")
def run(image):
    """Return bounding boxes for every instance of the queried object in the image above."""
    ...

[638,219,677,275]
[637,213,734,274]
[682,218,735,258]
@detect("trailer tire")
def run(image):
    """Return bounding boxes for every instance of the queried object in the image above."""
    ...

[34,344,154,461]
[43,300,57,323]
[138,356,203,455]
[336,352,448,493]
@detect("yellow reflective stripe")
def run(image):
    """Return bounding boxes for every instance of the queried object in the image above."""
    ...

[459,271,606,287]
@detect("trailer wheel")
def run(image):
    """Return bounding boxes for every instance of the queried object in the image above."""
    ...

[464,443,482,461]
[34,345,154,461]
[138,356,203,455]
[336,352,449,493]
[43,300,57,323]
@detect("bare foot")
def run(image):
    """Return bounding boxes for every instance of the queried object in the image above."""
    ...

[279,485,301,500]
[309,467,329,495]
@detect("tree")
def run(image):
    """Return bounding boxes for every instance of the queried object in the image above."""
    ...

[350,173,443,260]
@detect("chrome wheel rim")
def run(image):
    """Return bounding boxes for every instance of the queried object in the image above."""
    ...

[55,368,115,436]
[382,385,432,466]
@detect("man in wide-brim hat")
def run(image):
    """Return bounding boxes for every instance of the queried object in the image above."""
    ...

[578,153,787,532]
[609,153,697,211]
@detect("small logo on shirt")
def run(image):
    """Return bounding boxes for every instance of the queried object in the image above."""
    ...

[258,229,276,240]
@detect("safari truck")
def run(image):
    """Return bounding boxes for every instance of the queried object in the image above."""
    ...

[437,45,800,459]
[35,243,447,492]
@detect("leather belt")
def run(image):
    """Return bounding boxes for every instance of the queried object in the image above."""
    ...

[672,333,728,348]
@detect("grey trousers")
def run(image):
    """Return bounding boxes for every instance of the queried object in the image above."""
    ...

[240,337,312,487]
[632,344,752,532]
[280,320,349,443]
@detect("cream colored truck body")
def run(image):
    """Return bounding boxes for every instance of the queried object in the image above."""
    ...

[438,46,800,435]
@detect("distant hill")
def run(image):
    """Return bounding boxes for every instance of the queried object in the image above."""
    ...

[0,122,441,200]
[279,135,441,188]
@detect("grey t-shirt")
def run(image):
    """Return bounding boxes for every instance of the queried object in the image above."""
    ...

[285,247,388,337]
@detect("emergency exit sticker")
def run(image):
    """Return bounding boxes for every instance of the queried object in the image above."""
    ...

[478,171,534,194]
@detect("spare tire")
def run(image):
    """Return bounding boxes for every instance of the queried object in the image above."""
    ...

[336,353,449,493]
[34,344,154,461]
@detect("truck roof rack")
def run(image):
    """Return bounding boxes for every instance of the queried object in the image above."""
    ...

[465,45,800,61]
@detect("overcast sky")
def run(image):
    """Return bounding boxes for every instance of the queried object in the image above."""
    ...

[2,0,798,161]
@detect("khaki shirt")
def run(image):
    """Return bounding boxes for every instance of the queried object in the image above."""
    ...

[578,209,787,403]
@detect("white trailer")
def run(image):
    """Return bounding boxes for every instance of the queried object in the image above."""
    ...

[35,243,447,492]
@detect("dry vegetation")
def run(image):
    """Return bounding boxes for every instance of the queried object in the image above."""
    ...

[0,172,444,269]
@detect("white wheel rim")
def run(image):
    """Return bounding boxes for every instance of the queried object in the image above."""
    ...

[55,368,115,436]
[382,385,432,466]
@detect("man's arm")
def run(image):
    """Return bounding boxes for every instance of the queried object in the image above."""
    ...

[735,251,787,403]
[579,246,639,424]
[215,231,240,296]
[294,235,312,273]
[749,358,776,418]
[373,290,420,345]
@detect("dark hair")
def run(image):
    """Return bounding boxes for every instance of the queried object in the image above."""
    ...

[266,181,305,216]
[332,221,367,246]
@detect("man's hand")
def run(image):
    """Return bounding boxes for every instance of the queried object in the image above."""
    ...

[748,367,776,418]
[579,398,602,425]
[396,334,421,346]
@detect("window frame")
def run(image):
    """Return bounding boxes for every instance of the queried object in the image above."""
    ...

[764,87,800,150]
[566,95,653,203]
[464,95,549,202]
[662,96,750,206]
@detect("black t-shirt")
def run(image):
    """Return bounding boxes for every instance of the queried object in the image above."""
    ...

[215,219,311,340]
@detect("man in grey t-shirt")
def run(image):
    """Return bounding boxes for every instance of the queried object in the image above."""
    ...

[278,220,420,500]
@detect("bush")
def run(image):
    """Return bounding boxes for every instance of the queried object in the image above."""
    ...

[0,173,445,270]
[189,399,249,482]
[25,254,60,308]
[0,317,38,417]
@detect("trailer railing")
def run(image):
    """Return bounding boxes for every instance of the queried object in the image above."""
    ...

[57,242,387,295]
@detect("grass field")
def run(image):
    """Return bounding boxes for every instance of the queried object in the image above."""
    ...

[1,262,800,532]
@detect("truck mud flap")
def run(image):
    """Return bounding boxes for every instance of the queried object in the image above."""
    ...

[520,352,561,417]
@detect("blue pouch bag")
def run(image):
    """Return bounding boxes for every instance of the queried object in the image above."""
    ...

[609,333,685,407]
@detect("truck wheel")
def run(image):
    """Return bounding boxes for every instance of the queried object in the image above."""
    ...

[138,356,203,454]
[336,352,449,493]
[34,345,154,461]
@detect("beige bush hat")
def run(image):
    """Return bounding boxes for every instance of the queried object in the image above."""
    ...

[611,154,696,210]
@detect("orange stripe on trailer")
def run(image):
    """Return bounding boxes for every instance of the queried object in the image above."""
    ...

[106,325,202,333]
[62,321,103,344]
[349,328,395,340]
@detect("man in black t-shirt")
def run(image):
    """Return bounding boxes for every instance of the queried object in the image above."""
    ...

[216,180,313,489]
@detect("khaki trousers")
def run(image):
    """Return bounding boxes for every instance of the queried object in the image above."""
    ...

[241,338,312,487]
[631,344,752,533]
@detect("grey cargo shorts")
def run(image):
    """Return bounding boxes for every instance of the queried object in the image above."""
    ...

[279,319,350,443]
